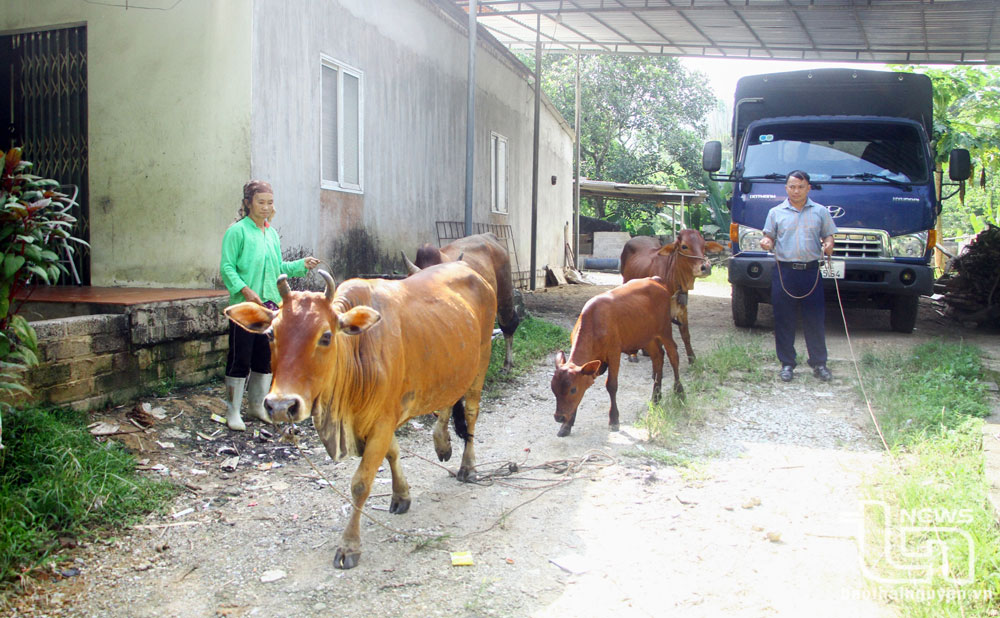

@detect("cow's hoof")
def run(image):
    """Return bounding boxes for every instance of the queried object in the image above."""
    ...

[389,496,411,514]
[435,445,452,462]
[609,422,620,432]
[334,548,361,570]
[557,425,572,438]
[456,466,478,483]
[687,355,697,364]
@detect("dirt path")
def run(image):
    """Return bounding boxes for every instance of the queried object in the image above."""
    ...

[8,274,1000,617]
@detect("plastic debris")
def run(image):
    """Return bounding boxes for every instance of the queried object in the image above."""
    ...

[221,456,239,471]
[450,551,474,566]
[88,422,121,436]
[210,413,227,425]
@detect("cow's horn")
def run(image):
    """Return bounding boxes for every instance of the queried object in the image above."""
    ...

[318,269,336,300]
[402,251,421,275]
[277,274,291,300]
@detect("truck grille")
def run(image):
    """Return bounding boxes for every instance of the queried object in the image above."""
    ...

[832,228,888,259]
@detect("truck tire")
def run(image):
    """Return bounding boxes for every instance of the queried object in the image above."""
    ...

[732,284,759,328]
[890,295,919,333]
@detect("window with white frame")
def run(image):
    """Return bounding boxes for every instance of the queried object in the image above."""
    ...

[321,56,363,192]
[490,132,508,214]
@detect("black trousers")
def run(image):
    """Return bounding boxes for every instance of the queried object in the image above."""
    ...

[225,322,271,378]
[771,261,828,368]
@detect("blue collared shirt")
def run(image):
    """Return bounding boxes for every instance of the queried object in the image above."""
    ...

[762,198,838,262]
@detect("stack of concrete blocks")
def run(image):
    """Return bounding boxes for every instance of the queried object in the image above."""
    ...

[583,231,632,270]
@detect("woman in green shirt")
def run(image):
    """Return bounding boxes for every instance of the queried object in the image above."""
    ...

[219,180,319,430]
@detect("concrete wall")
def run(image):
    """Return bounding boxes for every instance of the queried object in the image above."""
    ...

[251,0,575,283]
[0,1,253,288]
[22,298,230,411]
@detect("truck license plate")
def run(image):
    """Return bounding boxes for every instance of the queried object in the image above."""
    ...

[820,259,845,279]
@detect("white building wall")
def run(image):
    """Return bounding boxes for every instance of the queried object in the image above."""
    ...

[251,0,574,282]
[0,1,253,288]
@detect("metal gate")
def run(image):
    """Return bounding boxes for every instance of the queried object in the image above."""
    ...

[434,221,533,290]
[1,26,90,284]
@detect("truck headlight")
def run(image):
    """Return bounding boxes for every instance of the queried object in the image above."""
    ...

[889,232,928,258]
[738,226,767,252]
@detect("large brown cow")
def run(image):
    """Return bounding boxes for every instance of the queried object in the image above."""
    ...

[224,264,496,569]
[620,230,725,363]
[550,276,682,437]
[407,233,520,372]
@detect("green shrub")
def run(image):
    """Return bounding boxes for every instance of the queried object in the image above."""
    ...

[0,147,89,449]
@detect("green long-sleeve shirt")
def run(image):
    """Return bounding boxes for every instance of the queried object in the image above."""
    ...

[220,216,307,306]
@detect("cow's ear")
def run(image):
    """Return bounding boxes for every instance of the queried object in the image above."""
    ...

[580,360,602,376]
[705,241,725,254]
[225,302,276,334]
[338,306,382,336]
[554,350,566,367]
[657,243,677,256]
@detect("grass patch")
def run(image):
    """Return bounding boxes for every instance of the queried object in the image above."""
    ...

[483,315,570,397]
[700,265,731,286]
[859,341,999,615]
[0,406,179,587]
[862,419,1000,615]
[640,332,772,443]
[858,339,990,447]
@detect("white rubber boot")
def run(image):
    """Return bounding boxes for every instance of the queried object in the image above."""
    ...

[224,376,247,431]
[246,371,273,424]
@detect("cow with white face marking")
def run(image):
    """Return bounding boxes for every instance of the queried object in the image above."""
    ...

[224,264,496,569]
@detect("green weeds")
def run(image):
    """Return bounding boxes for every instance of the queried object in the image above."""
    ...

[858,340,990,447]
[640,332,772,443]
[483,315,570,397]
[0,406,177,587]
[860,340,999,616]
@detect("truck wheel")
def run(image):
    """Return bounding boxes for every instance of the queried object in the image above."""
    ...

[889,295,919,333]
[732,284,759,328]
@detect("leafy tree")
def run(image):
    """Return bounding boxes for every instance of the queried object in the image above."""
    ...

[895,65,1000,237]
[523,54,716,231]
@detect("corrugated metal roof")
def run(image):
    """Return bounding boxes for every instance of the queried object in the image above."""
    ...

[578,179,707,204]
[457,0,1000,64]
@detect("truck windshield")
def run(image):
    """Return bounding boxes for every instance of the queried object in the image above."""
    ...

[743,122,929,184]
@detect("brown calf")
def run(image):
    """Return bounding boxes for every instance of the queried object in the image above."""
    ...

[550,276,682,437]
[620,230,725,363]
[225,264,496,569]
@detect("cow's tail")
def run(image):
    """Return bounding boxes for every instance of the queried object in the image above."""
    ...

[451,399,471,442]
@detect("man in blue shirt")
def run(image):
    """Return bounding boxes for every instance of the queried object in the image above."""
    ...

[760,170,837,382]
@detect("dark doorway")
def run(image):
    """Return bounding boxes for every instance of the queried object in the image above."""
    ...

[1,25,90,285]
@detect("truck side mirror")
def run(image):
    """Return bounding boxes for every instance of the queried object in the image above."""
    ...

[949,149,971,181]
[702,141,722,173]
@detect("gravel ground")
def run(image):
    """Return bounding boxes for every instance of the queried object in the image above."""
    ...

[5,272,999,618]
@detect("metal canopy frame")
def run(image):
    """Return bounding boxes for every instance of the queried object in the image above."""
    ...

[456,0,1000,64]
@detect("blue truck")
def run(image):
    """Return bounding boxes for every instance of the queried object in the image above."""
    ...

[702,68,970,333]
